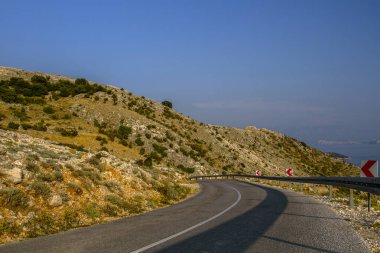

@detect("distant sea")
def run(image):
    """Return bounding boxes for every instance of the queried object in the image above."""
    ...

[314,144,380,167]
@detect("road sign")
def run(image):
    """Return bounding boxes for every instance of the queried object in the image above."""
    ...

[286,168,293,177]
[255,170,261,176]
[360,160,378,177]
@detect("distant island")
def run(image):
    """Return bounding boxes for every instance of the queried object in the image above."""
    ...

[368,139,380,145]
[326,152,349,160]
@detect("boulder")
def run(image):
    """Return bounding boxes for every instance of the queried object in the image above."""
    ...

[49,195,63,207]
[2,167,23,184]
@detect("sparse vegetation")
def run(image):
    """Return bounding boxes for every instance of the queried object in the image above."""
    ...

[31,181,52,198]
[161,100,173,108]
[0,188,29,209]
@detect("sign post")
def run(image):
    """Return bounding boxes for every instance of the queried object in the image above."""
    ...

[360,160,378,211]
[286,168,293,189]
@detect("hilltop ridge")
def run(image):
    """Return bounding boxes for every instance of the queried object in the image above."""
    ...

[0,66,357,177]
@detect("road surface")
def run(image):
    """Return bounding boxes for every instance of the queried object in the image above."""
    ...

[0,180,369,253]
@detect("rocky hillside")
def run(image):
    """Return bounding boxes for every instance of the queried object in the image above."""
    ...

[0,66,358,177]
[0,66,358,242]
[0,129,194,243]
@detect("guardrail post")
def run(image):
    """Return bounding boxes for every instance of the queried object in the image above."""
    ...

[288,182,291,190]
[329,185,332,200]
[300,183,303,192]
[349,189,354,208]
[313,184,316,194]
[368,193,371,212]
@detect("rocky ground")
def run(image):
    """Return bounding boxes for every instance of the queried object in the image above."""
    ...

[315,195,380,253]
[0,129,196,244]
[250,179,380,253]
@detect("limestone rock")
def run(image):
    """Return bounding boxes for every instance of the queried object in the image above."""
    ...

[3,167,23,184]
[49,195,63,207]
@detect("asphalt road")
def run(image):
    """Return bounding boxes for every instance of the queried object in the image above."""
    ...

[0,180,369,253]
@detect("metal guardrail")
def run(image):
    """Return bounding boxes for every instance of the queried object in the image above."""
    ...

[189,174,380,195]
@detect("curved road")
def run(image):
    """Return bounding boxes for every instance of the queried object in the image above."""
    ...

[0,180,369,253]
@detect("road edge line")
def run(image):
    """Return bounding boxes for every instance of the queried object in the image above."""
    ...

[130,184,242,253]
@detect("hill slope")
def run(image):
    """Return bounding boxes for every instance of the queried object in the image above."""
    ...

[0,66,358,242]
[0,66,357,177]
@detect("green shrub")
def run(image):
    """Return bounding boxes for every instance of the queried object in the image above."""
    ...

[37,172,54,182]
[7,122,19,130]
[102,204,119,216]
[31,75,49,84]
[156,181,191,204]
[13,108,30,121]
[25,212,56,238]
[117,125,132,139]
[55,127,78,137]
[0,188,29,209]
[53,171,64,182]
[177,164,195,174]
[161,100,173,108]
[62,114,72,119]
[31,182,51,198]
[152,143,167,155]
[43,106,55,114]
[66,183,83,195]
[103,181,120,192]
[25,162,40,173]
[32,121,47,131]
[104,194,128,209]
[0,113,6,121]
[58,142,85,151]
[22,123,33,130]
[85,203,101,221]
[135,138,144,146]
[0,220,21,236]
[143,157,153,167]
[61,209,80,230]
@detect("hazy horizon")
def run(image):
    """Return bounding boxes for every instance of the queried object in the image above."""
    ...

[1,0,379,146]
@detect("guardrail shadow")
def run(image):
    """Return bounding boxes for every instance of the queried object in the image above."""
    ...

[155,181,340,253]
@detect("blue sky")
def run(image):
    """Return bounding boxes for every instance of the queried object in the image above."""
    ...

[1,0,379,145]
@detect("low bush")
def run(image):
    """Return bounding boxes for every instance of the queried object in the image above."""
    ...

[0,188,29,209]
[102,204,119,216]
[31,181,52,198]
[66,183,83,195]
[43,106,55,114]
[61,209,80,230]
[25,162,40,173]
[85,203,101,221]
[22,123,33,130]
[53,171,64,182]
[37,172,54,182]
[177,164,195,174]
[0,219,21,236]
[7,122,19,130]
[25,212,57,238]
[104,194,128,209]
[134,138,144,146]
[55,127,78,137]
[161,100,173,108]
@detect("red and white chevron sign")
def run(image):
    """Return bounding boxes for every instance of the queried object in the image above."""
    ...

[286,168,293,177]
[255,170,261,176]
[360,160,378,177]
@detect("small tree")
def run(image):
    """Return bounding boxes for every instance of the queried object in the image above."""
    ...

[75,78,89,86]
[161,100,172,109]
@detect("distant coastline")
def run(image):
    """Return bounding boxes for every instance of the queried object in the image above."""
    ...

[316,143,380,168]
[326,152,349,160]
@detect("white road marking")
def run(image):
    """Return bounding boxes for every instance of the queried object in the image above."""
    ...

[130,185,242,253]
